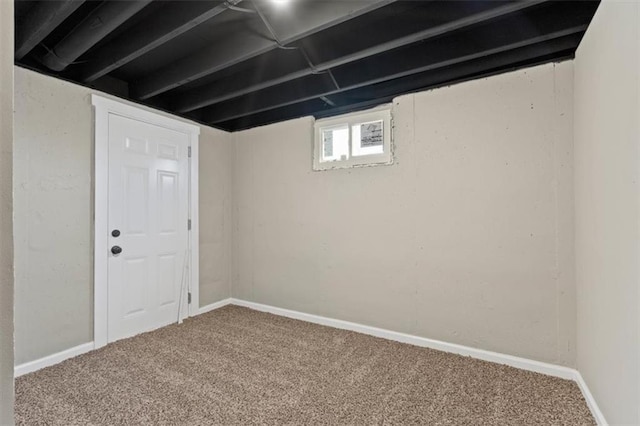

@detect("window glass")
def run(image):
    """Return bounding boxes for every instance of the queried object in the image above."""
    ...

[352,120,384,157]
[321,126,349,162]
[313,106,392,171]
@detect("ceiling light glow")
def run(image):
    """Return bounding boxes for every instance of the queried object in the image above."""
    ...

[272,0,290,6]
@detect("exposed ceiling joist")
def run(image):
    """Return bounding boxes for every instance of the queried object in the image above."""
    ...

[202,26,587,124]
[42,0,152,71]
[174,0,546,113]
[131,0,396,100]
[15,0,600,131]
[80,1,240,83]
[15,0,85,60]
[219,48,576,131]
[319,96,336,107]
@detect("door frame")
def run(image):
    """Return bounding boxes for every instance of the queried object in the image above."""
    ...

[92,95,200,349]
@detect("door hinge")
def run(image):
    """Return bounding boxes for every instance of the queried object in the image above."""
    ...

[188,219,192,230]
[188,292,192,304]
[188,146,192,158]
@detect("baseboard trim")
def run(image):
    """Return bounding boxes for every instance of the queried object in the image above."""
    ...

[14,342,95,377]
[574,371,608,425]
[13,298,235,378]
[229,298,607,424]
[197,298,233,315]
[230,298,575,379]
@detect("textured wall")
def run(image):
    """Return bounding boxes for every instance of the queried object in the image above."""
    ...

[574,1,640,423]
[13,68,233,365]
[0,1,15,422]
[233,62,576,366]
[14,68,94,366]
[199,127,233,306]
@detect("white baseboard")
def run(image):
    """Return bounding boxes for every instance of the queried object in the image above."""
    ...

[13,299,235,378]
[229,298,607,425]
[14,342,95,377]
[229,298,575,379]
[197,298,233,315]
[574,371,608,426]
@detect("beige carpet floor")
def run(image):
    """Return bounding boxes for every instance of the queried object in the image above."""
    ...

[16,305,594,425]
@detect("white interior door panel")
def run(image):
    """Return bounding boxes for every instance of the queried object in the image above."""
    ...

[107,114,189,342]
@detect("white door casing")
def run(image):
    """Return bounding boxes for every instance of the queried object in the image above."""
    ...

[93,95,200,349]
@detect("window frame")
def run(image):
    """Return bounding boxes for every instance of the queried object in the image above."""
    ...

[313,106,393,171]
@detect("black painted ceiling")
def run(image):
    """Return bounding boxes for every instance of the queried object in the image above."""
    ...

[15,0,600,131]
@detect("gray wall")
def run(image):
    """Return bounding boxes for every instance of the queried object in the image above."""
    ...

[13,68,233,365]
[574,1,640,423]
[0,1,15,423]
[232,62,576,366]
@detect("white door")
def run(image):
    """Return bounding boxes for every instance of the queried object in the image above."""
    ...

[107,114,190,343]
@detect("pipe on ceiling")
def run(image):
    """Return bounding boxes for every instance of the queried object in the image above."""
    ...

[81,0,243,83]
[15,0,86,60]
[175,0,547,113]
[42,0,152,72]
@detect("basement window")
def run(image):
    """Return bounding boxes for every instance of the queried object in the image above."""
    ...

[313,107,392,171]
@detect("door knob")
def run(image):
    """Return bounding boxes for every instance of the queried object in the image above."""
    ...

[111,229,121,237]
[111,246,122,256]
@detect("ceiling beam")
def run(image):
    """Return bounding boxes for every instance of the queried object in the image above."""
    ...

[220,50,576,131]
[131,0,396,100]
[202,26,586,124]
[15,0,85,60]
[216,98,332,131]
[175,0,547,113]
[79,1,240,83]
[42,0,152,72]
